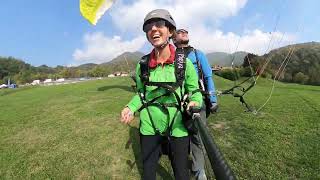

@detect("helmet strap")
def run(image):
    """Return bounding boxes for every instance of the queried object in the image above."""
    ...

[159,39,169,49]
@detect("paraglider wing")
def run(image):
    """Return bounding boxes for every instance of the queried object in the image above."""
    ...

[80,0,115,25]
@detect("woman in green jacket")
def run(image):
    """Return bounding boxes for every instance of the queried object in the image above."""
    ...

[120,9,202,180]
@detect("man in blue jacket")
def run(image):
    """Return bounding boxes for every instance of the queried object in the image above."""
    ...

[174,28,218,180]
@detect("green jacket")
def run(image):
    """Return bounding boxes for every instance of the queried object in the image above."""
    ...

[127,58,203,137]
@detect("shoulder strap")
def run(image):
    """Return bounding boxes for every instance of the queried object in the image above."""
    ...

[184,46,203,81]
[139,50,187,87]
[194,49,202,76]
[184,46,194,57]
[139,54,150,84]
[174,47,187,87]
[193,49,207,93]
[194,49,205,81]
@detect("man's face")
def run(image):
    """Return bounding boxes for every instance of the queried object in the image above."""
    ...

[175,30,189,42]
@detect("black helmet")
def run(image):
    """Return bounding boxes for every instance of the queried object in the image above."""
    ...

[143,9,176,31]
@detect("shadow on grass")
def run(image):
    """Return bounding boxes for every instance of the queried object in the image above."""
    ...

[97,85,134,92]
[126,126,173,180]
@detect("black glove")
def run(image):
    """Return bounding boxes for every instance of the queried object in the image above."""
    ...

[183,107,200,134]
[210,102,219,113]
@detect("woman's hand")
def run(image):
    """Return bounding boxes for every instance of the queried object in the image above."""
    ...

[187,101,199,111]
[120,107,134,124]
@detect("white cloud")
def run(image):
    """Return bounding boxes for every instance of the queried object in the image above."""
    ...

[72,32,146,64]
[109,0,295,55]
[188,27,296,55]
[73,0,298,64]
[110,0,247,33]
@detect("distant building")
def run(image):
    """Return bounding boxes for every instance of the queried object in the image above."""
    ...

[0,84,8,89]
[44,79,52,83]
[221,66,233,70]
[212,65,223,72]
[108,72,129,77]
[31,80,40,85]
[114,72,121,76]
[56,78,65,82]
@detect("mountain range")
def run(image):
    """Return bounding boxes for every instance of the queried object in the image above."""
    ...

[104,50,248,67]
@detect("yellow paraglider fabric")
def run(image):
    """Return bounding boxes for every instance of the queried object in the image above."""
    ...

[80,0,114,25]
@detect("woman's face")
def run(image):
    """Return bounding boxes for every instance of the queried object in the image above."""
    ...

[145,20,173,48]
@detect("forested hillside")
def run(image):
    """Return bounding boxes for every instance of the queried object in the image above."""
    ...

[243,42,320,85]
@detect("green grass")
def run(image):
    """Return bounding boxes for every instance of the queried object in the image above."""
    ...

[0,77,319,179]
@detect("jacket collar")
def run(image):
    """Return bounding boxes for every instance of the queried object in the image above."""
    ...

[149,44,175,68]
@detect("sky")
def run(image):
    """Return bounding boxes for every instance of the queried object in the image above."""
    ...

[0,0,319,67]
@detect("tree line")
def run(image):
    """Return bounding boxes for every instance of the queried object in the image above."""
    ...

[216,42,320,86]
[1,42,320,85]
[0,56,135,84]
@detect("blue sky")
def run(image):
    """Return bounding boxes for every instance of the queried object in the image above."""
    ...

[0,0,319,67]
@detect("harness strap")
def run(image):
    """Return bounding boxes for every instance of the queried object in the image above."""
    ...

[137,91,161,134]
[191,89,202,95]
[137,48,188,137]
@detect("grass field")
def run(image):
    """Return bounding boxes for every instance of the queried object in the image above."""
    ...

[0,77,319,179]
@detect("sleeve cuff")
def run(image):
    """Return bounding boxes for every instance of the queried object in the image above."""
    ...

[127,104,138,113]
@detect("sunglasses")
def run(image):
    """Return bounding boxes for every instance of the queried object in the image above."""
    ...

[177,29,188,34]
[143,20,166,32]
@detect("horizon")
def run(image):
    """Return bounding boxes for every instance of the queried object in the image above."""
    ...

[3,41,318,68]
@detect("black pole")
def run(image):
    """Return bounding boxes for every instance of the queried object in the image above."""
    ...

[194,113,236,180]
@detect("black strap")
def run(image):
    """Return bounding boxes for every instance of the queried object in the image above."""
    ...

[184,46,194,57]
[137,91,177,112]
[184,46,208,94]
[137,89,162,133]
[175,47,186,87]
[190,89,202,95]
[139,54,150,83]
[139,48,186,87]
[194,48,207,93]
